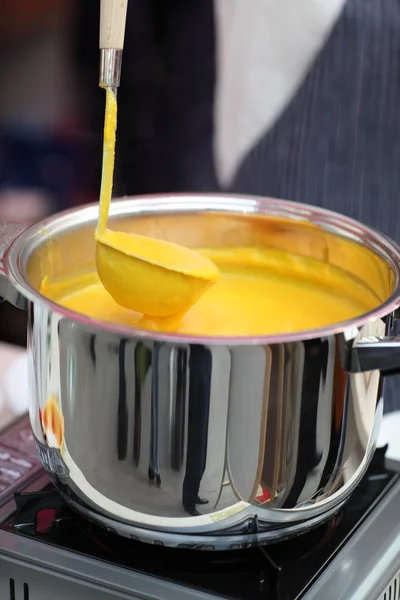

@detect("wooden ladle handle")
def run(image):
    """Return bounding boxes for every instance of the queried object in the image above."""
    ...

[99,0,128,50]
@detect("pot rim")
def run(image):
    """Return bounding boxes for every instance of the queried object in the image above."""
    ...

[5,193,400,345]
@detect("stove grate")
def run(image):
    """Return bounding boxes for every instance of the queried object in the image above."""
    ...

[0,444,395,600]
[2,484,347,600]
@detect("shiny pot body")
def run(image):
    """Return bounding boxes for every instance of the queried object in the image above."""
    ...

[1,195,400,550]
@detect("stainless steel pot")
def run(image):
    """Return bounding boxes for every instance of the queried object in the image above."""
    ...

[1,194,400,550]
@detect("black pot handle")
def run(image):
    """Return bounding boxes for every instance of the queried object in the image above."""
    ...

[350,335,400,376]
[0,222,27,310]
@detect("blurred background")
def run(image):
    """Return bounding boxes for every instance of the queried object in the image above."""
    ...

[0,0,217,346]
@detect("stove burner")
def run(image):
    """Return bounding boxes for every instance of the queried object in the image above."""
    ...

[0,422,395,600]
[1,479,377,600]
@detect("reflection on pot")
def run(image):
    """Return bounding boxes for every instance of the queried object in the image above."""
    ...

[25,303,384,540]
[40,393,64,449]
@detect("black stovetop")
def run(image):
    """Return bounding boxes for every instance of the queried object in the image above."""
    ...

[0,457,394,599]
[0,416,396,600]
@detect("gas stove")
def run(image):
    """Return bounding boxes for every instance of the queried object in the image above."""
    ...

[0,416,399,600]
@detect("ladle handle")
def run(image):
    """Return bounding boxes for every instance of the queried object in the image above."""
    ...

[99,0,128,50]
[99,0,128,89]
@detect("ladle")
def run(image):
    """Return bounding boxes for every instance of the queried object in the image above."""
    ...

[96,0,219,318]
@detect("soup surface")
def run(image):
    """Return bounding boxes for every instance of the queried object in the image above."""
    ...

[40,247,381,337]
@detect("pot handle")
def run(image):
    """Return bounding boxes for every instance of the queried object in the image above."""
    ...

[0,222,28,309]
[350,335,400,376]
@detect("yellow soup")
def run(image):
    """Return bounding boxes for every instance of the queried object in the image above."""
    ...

[40,246,382,337]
